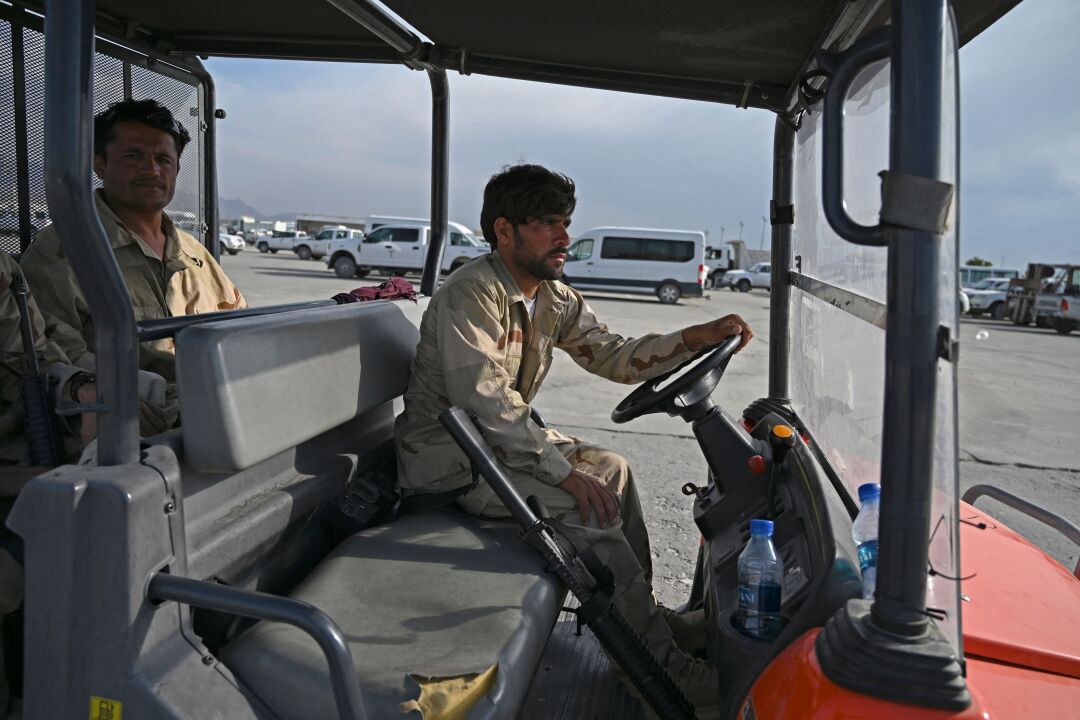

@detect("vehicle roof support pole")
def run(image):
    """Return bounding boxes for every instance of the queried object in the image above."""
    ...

[815,0,969,709]
[323,0,426,67]
[44,0,140,465]
[421,68,448,297]
[767,117,796,402]
[873,0,946,638]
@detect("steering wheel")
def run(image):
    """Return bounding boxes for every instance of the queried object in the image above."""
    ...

[611,334,742,424]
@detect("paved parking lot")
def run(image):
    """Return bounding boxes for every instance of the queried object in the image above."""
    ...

[222,248,1080,603]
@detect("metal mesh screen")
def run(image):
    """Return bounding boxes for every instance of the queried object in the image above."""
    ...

[1,17,204,254]
[93,52,125,113]
[0,21,17,253]
[131,64,203,237]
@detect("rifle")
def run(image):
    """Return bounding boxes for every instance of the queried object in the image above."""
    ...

[439,406,697,720]
[10,273,62,466]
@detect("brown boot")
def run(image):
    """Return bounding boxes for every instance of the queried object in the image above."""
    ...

[658,606,708,653]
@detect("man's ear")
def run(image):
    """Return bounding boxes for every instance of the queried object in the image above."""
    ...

[92,153,105,180]
[493,217,514,250]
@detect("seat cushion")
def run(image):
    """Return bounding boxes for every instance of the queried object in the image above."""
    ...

[220,510,565,720]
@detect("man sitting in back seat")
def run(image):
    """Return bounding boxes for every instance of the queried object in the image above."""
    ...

[394,164,753,718]
[21,98,246,385]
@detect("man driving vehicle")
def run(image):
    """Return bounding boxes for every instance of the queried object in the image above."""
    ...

[20,98,246,383]
[394,163,752,717]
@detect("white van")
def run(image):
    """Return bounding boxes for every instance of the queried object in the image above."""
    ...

[562,227,708,303]
[325,220,487,278]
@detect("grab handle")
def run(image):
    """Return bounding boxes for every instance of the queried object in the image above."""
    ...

[821,31,891,247]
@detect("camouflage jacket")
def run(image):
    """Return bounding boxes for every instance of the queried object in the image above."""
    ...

[21,190,246,381]
[394,252,694,494]
[0,252,93,464]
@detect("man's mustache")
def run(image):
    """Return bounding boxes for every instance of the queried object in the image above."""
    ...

[133,179,166,190]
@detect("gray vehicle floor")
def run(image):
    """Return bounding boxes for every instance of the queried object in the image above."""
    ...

[521,603,647,720]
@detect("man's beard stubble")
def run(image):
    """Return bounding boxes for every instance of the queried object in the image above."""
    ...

[512,229,564,281]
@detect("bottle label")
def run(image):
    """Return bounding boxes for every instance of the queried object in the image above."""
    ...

[857,539,878,574]
[737,580,782,640]
[738,580,782,615]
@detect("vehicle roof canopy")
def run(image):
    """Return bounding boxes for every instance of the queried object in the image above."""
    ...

[27,0,1021,110]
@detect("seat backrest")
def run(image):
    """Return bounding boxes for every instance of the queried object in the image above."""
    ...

[175,298,427,473]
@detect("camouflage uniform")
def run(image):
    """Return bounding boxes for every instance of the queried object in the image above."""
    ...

[395,253,717,711]
[0,252,94,465]
[21,189,246,381]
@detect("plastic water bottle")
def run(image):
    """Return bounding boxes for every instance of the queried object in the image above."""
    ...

[852,483,881,600]
[736,519,783,641]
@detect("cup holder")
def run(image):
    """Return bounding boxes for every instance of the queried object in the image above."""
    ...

[723,610,788,645]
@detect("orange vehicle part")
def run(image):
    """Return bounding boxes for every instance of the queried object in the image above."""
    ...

[743,630,1080,719]
[740,502,1080,718]
[959,501,1080,679]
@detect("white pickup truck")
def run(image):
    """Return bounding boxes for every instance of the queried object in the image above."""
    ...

[964,277,1011,319]
[295,226,364,261]
[722,262,772,292]
[256,230,310,254]
[325,221,488,278]
[1034,293,1079,334]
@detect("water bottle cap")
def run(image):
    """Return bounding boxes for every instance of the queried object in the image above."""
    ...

[749,519,774,536]
[857,483,881,503]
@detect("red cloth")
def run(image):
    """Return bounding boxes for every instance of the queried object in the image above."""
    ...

[333,277,417,304]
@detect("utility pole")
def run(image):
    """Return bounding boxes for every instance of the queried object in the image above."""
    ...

[720,226,725,243]
[759,216,767,250]
[738,221,744,239]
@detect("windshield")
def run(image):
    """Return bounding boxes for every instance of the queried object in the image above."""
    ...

[789,21,961,655]
[970,279,1004,290]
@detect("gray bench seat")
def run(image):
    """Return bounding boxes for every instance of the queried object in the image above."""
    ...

[221,510,566,720]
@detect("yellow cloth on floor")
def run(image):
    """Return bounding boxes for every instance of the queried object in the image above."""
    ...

[399,663,499,719]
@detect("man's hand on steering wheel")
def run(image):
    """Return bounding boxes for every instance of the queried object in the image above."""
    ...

[611,314,752,424]
[682,313,754,353]
[557,468,620,528]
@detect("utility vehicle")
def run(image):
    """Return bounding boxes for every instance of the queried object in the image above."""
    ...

[2,1,1078,719]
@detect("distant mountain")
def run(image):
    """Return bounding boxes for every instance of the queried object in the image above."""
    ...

[218,197,265,220]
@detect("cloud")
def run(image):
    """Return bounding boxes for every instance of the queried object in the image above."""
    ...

[209,57,774,236]
[207,0,1078,267]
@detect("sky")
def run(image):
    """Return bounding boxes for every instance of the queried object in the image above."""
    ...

[207,0,1078,269]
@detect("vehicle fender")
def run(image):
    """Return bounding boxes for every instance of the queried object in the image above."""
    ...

[741,629,991,719]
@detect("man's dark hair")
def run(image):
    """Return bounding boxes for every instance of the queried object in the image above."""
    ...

[480,164,576,245]
[94,99,191,159]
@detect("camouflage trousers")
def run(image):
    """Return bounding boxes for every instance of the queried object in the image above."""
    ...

[457,438,684,675]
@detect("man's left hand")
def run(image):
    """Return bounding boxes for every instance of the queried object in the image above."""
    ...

[682,314,754,353]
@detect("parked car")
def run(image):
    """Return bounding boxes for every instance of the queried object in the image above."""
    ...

[297,226,364,260]
[723,262,772,292]
[218,227,245,256]
[257,230,309,254]
[562,227,708,304]
[325,221,486,278]
[964,277,1011,319]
